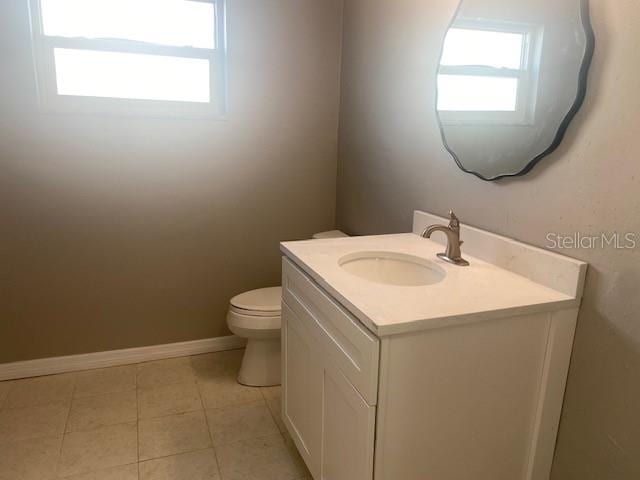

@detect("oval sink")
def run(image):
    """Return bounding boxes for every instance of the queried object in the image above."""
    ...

[339,251,446,287]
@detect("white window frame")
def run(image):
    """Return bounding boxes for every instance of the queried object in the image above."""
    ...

[437,19,543,126]
[28,0,227,119]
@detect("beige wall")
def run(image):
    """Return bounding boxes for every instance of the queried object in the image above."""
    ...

[0,0,343,363]
[337,0,640,478]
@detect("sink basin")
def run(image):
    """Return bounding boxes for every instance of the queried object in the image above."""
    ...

[339,251,446,286]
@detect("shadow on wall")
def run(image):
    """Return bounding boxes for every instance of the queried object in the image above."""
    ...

[552,267,640,479]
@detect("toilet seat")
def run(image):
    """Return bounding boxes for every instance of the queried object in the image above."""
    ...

[230,287,282,315]
[227,287,282,341]
[229,305,280,318]
[227,308,280,334]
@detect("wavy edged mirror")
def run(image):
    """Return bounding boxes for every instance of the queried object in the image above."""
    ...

[435,0,595,181]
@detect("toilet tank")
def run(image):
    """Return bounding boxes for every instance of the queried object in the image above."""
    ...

[312,230,348,240]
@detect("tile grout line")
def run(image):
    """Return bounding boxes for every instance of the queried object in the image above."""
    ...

[191,355,224,480]
[138,445,215,465]
[260,387,288,442]
[215,430,286,448]
[260,388,283,440]
[63,419,140,435]
[138,407,204,423]
[135,363,141,479]
[204,397,267,415]
[56,462,139,480]
[0,380,15,411]
[55,373,78,479]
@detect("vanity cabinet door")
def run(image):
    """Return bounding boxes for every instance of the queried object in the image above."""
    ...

[283,301,377,480]
[282,302,323,478]
[321,363,376,480]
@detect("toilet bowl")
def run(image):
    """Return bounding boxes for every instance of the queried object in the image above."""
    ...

[227,230,348,387]
[227,286,283,386]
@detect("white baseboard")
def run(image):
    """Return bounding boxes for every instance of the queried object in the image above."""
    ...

[0,335,247,381]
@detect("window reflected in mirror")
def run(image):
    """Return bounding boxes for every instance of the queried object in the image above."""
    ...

[437,21,543,125]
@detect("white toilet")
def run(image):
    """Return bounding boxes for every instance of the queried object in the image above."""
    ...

[227,230,348,386]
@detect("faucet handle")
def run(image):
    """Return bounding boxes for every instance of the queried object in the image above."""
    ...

[448,210,460,231]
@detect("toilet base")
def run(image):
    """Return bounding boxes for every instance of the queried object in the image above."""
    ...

[237,337,281,387]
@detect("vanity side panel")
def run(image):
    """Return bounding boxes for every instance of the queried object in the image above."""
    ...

[525,308,579,480]
[374,313,551,480]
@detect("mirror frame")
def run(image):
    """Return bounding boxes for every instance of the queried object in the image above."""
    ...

[435,0,596,181]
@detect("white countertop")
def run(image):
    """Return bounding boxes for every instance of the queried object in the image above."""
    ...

[281,233,580,336]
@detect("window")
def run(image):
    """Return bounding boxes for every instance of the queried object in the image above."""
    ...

[30,0,226,117]
[437,20,542,125]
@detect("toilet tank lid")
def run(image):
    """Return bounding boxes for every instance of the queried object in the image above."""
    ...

[312,230,348,240]
[230,287,282,313]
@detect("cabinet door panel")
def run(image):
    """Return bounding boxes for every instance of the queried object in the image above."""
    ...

[282,258,380,405]
[282,302,323,477]
[321,364,376,480]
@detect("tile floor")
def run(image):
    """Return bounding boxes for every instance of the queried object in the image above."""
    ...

[0,349,312,480]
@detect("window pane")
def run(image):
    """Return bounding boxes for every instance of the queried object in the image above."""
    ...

[54,48,211,103]
[440,28,524,69]
[41,0,215,49]
[437,75,518,111]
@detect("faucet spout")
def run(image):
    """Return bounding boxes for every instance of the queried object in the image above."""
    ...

[421,211,469,266]
[423,224,455,240]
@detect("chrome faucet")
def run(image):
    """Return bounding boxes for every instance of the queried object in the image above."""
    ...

[421,210,469,266]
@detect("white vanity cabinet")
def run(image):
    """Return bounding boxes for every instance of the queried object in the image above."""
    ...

[280,211,587,480]
[281,258,378,480]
